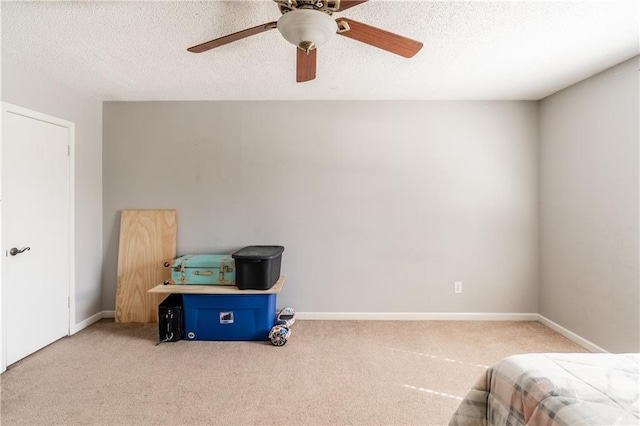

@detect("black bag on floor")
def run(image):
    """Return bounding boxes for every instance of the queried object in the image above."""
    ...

[158,294,183,343]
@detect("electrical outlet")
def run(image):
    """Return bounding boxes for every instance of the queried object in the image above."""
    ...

[454,281,462,294]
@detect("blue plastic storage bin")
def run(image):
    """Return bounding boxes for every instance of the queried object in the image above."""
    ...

[182,294,276,341]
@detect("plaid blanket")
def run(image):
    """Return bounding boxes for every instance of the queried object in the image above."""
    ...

[449,353,640,426]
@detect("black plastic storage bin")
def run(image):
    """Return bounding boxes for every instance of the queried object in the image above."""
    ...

[158,293,184,342]
[232,246,284,290]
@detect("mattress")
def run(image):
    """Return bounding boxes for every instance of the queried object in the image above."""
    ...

[449,353,640,425]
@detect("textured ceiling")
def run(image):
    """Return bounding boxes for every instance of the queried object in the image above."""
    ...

[2,1,638,101]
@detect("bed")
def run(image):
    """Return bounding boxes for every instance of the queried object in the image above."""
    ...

[449,353,640,425]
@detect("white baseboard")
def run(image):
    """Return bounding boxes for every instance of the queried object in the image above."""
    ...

[69,310,115,334]
[296,312,539,321]
[537,314,607,353]
[70,311,104,335]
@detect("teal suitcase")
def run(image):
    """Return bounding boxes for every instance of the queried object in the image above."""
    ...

[169,254,235,285]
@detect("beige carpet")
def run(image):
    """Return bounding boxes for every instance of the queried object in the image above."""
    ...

[0,319,586,425]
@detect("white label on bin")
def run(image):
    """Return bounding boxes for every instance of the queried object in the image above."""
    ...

[219,311,234,324]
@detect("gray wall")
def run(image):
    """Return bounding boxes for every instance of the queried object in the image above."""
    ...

[539,56,639,352]
[103,101,539,313]
[1,54,104,324]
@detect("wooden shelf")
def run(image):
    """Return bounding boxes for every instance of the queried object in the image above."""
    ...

[147,275,285,295]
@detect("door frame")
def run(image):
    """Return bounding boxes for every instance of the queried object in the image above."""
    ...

[0,102,75,373]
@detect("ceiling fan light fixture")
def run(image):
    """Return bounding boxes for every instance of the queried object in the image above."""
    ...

[277,9,337,50]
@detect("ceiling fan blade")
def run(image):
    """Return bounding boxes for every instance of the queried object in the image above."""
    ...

[296,48,317,83]
[187,22,277,53]
[336,18,423,58]
[337,0,368,12]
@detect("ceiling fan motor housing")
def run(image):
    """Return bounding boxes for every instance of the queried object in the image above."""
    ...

[274,0,340,15]
[277,9,338,51]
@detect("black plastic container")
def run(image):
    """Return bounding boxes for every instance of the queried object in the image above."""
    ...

[158,294,184,342]
[232,246,284,290]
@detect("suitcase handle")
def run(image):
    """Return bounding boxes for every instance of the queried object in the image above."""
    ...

[192,271,213,276]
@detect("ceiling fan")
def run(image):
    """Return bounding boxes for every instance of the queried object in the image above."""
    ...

[187,0,423,83]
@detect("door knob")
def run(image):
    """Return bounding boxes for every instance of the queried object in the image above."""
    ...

[9,247,30,256]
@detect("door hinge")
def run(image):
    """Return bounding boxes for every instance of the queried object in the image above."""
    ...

[68,296,70,308]
[67,145,70,156]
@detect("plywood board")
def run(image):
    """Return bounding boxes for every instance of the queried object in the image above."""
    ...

[115,210,177,323]
[148,276,286,295]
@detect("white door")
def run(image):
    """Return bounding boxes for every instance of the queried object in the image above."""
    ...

[2,107,71,367]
